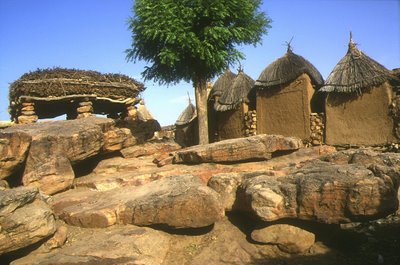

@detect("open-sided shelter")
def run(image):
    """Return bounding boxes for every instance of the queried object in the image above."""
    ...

[320,37,398,146]
[9,68,144,123]
[213,69,255,141]
[254,46,324,141]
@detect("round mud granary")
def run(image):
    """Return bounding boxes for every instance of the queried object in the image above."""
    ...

[8,68,145,123]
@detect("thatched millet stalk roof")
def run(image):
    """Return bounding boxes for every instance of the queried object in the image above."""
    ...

[320,39,396,94]
[9,67,145,104]
[209,69,236,99]
[214,70,255,112]
[175,101,197,126]
[254,47,324,89]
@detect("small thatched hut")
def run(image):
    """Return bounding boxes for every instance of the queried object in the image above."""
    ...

[9,68,144,123]
[208,69,237,141]
[175,100,198,147]
[213,69,255,141]
[320,37,398,146]
[254,46,324,142]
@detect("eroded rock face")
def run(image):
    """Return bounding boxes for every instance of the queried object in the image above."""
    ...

[0,187,56,255]
[242,150,400,224]
[52,175,224,229]
[0,131,31,180]
[11,225,170,265]
[0,117,137,195]
[173,134,303,164]
[251,224,315,254]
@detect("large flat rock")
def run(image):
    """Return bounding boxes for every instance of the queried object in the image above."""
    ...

[11,225,170,265]
[0,117,136,194]
[241,150,400,223]
[173,134,303,164]
[0,187,56,255]
[52,175,224,229]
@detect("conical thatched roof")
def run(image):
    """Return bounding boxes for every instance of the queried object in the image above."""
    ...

[214,70,255,112]
[175,101,197,126]
[254,47,324,89]
[208,69,236,99]
[9,67,145,103]
[320,39,395,94]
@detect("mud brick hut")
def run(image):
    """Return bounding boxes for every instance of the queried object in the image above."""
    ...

[213,69,256,141]
[320,37,399,146]
[175,100,198,147]
[208,68,236,142]
[8,68,144,124]
[254,46,324,143]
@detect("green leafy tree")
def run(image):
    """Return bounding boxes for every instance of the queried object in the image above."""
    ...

[126,0,271,144]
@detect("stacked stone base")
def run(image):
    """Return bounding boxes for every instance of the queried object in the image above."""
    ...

[16,102,38,124]
[310,113,324,145]
[244,110,257,137]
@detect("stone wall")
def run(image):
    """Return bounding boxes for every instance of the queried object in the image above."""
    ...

[244,110,257,137]
[310,113,325,146]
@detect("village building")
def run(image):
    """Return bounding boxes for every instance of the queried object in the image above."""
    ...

[207,69,237,142]
[320,37,399,146]
[213,69,256,141]
[8,68,144,124]
[175,100,198,147]
[254,46,324,143]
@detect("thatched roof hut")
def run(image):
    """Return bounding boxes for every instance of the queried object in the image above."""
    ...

[210,69,256,141]
[208,69,236,100]
[175,100,198,147]
[320,39,395,94]
[9,68,144,122]
[214,70,255,112]
[321,36,398,146]
[255,46,324,89]
[176,101,197,126]
[254,46,324,141]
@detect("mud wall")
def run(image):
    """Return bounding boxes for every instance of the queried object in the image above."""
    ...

[325,82,395,146]
[256,73,314,140]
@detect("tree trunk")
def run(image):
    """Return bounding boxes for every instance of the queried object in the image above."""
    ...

[194,78,209,145]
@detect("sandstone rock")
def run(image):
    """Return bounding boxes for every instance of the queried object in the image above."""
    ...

[1,117,140,194]
[251,224,315,254]
[120,140,181,159]
[22,156,75,195]
[11,225,170,265]
[0,187,56,255]
[103,127,136,153]
[207,173,244,211]
[0,131,31,179]
[173,134,303,164]
[242,150,400,223]
[52,175,224,228]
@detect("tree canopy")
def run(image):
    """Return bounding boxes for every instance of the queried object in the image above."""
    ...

[126,0,271,84]
[126,0,271,144]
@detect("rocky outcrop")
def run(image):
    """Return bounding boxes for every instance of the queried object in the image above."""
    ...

[251,224,315,254]
[0,117,137,194]
[11,225,170,265]
[0,131,31,180]
[173,134,303,164]
[120,140,181,159]
[0,187,56,255]
[241,150,400,224]
[52,175,224,229]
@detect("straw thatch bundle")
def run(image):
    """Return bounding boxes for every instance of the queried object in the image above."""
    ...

[254,47,324,89]
[9,68,145,104]
[214,70,255,111]
[320,40,395,94]
[208,69,236,99]
[175,101,197,126]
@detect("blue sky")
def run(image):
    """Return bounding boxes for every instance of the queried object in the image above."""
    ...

[0,0,399,126]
